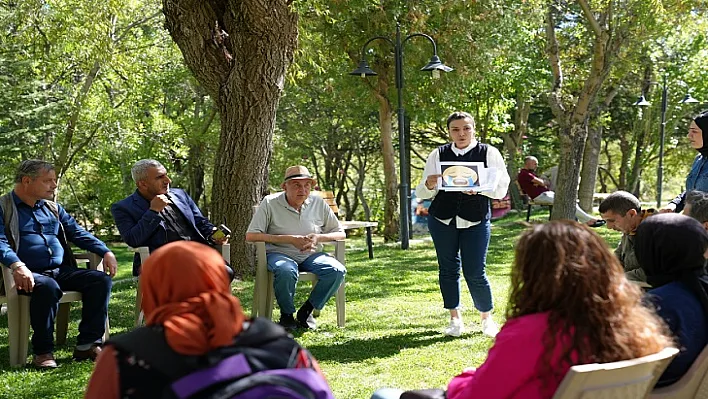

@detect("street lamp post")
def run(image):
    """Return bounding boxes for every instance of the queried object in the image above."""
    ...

[350,24,452,250]
[634,75,699,208]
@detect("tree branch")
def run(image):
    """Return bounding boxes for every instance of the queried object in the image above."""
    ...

[545,6,563,93]
[115,10,163,43]
[577,0,603,37]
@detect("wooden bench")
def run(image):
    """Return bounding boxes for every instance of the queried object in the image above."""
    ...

[514,181,552,222]
[312,191,378,259]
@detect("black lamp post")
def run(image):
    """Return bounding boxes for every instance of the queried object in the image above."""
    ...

[634,75,699,208]
[350,24,452,249]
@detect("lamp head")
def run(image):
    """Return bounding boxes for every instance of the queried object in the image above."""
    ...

[680,93,700,104]
[420,55,453,79]
[633,95,651,107]
[349,59,377,78]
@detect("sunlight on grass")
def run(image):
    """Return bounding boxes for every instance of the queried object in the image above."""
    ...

[0,211,621,399]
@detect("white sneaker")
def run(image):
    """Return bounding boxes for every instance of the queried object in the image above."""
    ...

[481,318,499,338]
[444,318,464,337]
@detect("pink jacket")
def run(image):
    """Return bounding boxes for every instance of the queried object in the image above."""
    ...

[447,312,571,399]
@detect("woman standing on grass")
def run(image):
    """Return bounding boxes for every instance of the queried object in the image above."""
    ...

[415,111,510,338]
[662,111,708,213]
[372,221,673,399]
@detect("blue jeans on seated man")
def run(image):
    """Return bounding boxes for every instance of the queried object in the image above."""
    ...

[266,252,346,315]
[427,216,493,312]
[19,266,112,355]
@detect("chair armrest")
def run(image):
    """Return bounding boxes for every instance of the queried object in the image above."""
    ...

[74,252,104,272]
[320,240,346,266]
[1,264,18,299]
[216,244,230,264]
[133,246,151,264]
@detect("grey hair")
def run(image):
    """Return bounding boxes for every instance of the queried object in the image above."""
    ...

[131,159,165,184]
[14,160,55,183]
[598,190,641,215]
[524,156,539,164]
[686,190,708,223]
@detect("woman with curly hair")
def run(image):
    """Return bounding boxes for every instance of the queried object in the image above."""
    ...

[372,220,673,399]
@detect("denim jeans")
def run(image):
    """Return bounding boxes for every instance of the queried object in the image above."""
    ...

[266,252,346,315]
[20,266,112,355]
[427,217,493,312]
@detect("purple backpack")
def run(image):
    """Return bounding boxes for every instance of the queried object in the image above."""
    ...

[108,317,335,399]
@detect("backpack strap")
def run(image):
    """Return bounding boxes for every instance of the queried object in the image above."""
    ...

[108,326,196,378]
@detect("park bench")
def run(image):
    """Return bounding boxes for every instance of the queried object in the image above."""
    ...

[514,180,552,222]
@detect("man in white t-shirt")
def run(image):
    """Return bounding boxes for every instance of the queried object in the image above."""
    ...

[246,166,346,330]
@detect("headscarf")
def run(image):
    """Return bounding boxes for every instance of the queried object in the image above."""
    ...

[140,241,245,355]
[694,111,708,157]
[635,213,708,316]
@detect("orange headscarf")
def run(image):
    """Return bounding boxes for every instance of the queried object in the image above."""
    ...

[140,241,245,355]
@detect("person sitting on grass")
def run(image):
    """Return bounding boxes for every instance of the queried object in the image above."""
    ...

[635,213,708,387]
[371,220,673,399]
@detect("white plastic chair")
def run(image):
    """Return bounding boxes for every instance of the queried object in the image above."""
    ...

[133,244,231,326]
[552,347,679,399]
[251,240,346,327]
[1,253,110,367]
[650,344,708,399]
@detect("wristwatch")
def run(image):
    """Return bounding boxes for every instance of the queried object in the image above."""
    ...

[10,262,26,272]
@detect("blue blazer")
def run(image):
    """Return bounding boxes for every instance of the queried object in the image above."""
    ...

[111,188,214,275]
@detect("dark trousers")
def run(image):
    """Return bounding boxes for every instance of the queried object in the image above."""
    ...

[20,266,112,355]
[427,217,493,312]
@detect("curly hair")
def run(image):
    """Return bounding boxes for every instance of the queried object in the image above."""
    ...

[506,220,672,391]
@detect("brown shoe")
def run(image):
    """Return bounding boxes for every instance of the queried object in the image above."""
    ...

[72,345,102,361]
[32,353,58,369]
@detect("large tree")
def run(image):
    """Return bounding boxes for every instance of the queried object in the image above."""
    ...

[162,1,298,274]
[543,0,690,220]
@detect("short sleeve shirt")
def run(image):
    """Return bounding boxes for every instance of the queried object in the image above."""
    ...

[247,192,343,263]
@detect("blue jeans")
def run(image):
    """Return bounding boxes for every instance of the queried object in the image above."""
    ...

[266,252,346,315]
[427,217,493,312]
[20,266,112,355]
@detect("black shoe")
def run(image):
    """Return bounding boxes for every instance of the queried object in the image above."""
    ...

[587,220,606,228]
[297,312,317,330]
[278,314,299,331]
[296,302,317,330]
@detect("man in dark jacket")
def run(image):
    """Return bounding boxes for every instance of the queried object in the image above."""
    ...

[111,159,231,278]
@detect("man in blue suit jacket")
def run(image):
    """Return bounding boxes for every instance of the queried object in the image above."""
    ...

[111,159,232,279]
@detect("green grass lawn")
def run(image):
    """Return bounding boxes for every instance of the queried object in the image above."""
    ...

[0,209,622,399]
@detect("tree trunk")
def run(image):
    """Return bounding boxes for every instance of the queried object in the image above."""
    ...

[503,95,530,210]
[373,69,399,242]
[163,0,298,276]
[578,124,602,211]
[545,2,616,221]
[552,123,588,220]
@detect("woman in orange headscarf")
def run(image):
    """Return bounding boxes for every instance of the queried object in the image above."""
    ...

[85,241,246,398]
